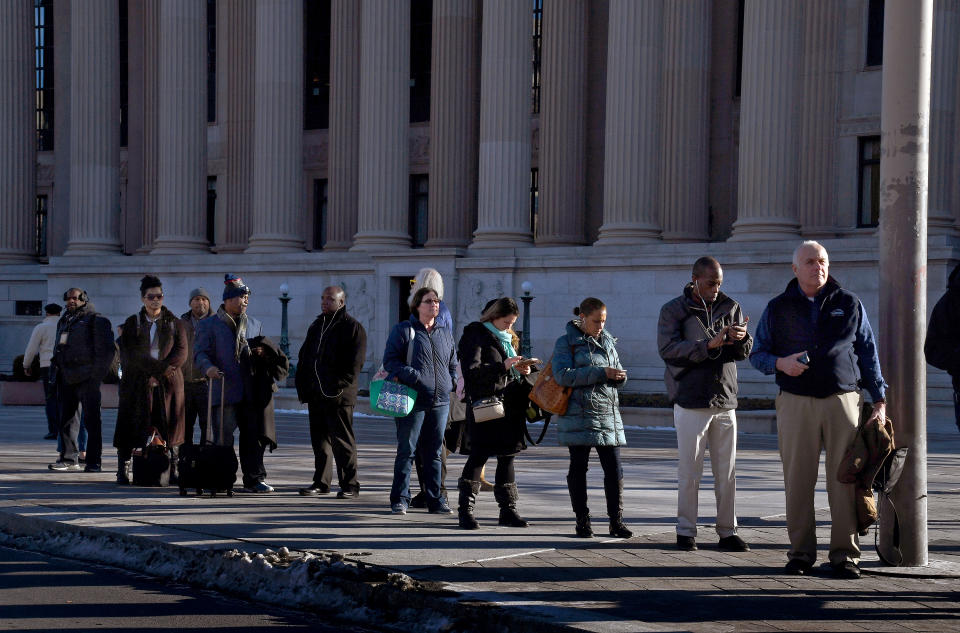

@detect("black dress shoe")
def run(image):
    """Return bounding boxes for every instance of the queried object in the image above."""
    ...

[676,535,697,551]
[830,561,861,579]
[785,559,813,575]
[336,490,358,499]
[299,485,331,496]
[83,464,102,473]
[718,535,750,552]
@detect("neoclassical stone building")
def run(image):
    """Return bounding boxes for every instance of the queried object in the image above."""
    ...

[1,0,957,430]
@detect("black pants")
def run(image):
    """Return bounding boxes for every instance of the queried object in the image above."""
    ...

[568,445,623,484]
[58,379,102,467]
[39,367,58,436]
[182,380,209,444]
[462,453,515,484]
[308,400,360,493]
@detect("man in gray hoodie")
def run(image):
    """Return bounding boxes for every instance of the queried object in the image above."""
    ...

[658,257,752,553]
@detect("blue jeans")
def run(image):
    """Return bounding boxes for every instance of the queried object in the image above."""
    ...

[391,404,449,506]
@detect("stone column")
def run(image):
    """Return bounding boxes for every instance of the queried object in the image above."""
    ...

[324,0,361,250]
[152,0,208,253]
[660,0,711,242]
[352,0,411,250]
[0,1,36,261]
[796,0,841,236]
[247,0,304,253]
[536,0,587,245]
[929,0,960,234]
[66,0,121,255]
[218,0,255,252]
[595,0,662,245]
[425,0,480,249]
[472,0,533,247]
[729,0,802,241]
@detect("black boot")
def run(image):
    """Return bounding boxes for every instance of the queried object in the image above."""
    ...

[604,478,633,538]
[458,478,480,530]
[567,474,593,537]
[168,446,179,486]
[494,482,528,527]
[116,454,131,485]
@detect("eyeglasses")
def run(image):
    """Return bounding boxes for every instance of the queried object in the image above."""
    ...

[145,293,164,300]
[421,299,440,305]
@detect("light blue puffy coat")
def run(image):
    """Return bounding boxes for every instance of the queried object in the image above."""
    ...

[552,320,626,447]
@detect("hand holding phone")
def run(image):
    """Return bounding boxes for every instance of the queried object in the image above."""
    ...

[515,357,541,369]
[797,352,810,365]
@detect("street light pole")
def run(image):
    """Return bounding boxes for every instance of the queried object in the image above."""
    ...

[278,283,294,377]
[520,281,534,357]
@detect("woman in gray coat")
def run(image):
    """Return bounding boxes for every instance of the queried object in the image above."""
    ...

[552,297,632,539]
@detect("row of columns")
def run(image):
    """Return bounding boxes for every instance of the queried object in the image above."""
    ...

[1,0,959,259]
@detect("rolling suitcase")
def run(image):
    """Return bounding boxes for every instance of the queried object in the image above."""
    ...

[178,376,238,497]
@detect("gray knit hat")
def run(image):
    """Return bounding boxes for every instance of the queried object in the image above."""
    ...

[189,287,210,301]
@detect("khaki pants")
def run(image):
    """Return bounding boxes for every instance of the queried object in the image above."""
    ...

[776,390,862,566]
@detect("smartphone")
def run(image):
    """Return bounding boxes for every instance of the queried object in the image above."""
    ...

[798,352,810,365]
[515,357,541,368]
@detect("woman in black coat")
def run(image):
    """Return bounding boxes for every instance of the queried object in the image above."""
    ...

[456,297,533,530]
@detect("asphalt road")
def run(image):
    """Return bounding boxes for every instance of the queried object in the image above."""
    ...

[0,545,383,632]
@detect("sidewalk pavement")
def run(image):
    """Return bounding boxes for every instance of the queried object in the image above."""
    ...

[1,404,958,632]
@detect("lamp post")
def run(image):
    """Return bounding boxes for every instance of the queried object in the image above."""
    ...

[520,281,534,357]
[278,283,294,378]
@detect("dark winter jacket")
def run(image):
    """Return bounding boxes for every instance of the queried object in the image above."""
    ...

[248,335,289,451]
[114,307,188,449]
[553,321,627,447]
[51,302,115,386]
[295,309,367,407]
[925,263,960,389]
[457,321,530,456]
[383,315,458,411]
[750,277,886,401]
[657,284,752,410]
[180,308,215,383]
[193,310,263,406]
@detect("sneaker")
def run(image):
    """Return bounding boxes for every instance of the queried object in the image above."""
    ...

[48,461,82,472]
[243,481,274,493]
[391,501,408,515]
[83,464,102,473]
[718,534,750,552]
[676,535,697,551]
[784,559,813,576]
[829,561,861,579]
[428,498,453,514]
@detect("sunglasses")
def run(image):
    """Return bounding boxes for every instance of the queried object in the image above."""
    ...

[144,293,164,300]
[421,299,440,305]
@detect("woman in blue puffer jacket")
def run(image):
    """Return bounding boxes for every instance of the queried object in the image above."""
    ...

[552,297,632,539]
[382,287,459,516]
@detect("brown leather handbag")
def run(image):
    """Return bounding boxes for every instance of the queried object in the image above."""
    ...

[528,358,571,415]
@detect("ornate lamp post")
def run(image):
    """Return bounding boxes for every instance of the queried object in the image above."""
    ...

[520,281,534,357]
[278,283,294,378]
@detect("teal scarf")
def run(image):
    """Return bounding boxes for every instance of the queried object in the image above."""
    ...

[484,322,519,379]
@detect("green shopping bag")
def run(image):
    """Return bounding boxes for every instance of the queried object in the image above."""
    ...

[369,379,417,417]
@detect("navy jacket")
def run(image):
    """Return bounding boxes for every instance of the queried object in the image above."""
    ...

[383,315,458,411]
[52,302,115,386]
[194,312,263,406]
[750,277,886,401]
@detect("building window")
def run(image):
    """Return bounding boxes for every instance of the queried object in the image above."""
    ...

[409,175,428,248]
[313,178,328,250]
[207,0,216,123]
[532,0,542,114]
[206,176,217,246]
[866,0,884,67]
[304,0,331,130]
[16,301,43,317]
[119,0,129,147]
[530,167,539,234]
[35,194,48,258]
[858,136,881,227]
[35,0,54,152]
[410,0,432,123]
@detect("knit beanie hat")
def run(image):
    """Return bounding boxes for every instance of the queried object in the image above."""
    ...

[189,287,210,302]
[222,274,251,300]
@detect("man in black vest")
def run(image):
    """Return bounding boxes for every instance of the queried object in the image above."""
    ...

[295,286,367,499]
[750,241,887,580]
[49,288,115,473]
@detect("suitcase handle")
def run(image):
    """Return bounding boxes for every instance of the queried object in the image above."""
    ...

[206,374,226,445]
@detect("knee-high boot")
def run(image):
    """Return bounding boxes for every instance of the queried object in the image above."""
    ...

[457,478,480,530]
[494,482,528,527]
[567,474,593,537]
[604,478,633,538]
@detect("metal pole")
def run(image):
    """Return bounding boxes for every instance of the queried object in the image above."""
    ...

[877,0,932,567]
[278,286,292,372]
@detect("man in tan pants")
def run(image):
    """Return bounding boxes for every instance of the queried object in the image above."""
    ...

[750,241,887,579]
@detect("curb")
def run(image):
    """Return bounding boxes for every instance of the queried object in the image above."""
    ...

[0,508,575,633]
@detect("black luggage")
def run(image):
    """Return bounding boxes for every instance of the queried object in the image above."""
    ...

[178,376,238,497]
[132,442,172,486]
